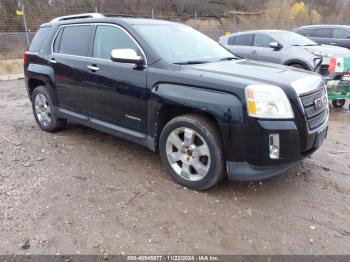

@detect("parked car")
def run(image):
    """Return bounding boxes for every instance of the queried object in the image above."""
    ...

[25,14,328,190]
[294,25,350,49]
[219,30,350,76]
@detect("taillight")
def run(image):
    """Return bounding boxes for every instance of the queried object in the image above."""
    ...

[23,51,28,65]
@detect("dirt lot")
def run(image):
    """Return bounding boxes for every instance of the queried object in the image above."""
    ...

[0,80,349,255]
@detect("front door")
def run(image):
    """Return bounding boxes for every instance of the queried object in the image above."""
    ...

[251,33,281,64]
[84,24,148,133]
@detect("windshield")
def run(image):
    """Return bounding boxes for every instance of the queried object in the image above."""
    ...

[272,31,318,46]
[133,24,235,64]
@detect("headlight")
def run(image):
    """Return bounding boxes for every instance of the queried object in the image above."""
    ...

[307,48,333,58]
[245,85,294,119]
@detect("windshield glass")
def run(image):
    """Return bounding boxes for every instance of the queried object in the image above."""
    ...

[272,31,318,46]
[133,24,235,64]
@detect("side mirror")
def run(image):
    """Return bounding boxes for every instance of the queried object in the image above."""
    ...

[111,49,144,66]
[269,41,282,50]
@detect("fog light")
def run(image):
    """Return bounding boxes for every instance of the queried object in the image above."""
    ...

[269,134,280,159]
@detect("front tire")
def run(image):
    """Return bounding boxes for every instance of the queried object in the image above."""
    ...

[332,99,346,108]
[289,63,307,70]
[31,86,66,132]
[159,114,225,190]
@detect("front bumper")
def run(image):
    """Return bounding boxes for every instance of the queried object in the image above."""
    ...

[226,161,297,181]
[226,119,328,181]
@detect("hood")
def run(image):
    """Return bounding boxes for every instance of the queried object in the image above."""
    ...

[303,44,350,56]
[184,59,319,87]
[181,59,323,96]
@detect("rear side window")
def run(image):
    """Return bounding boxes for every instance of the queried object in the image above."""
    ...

[29,26,52,52]
[58,25,92,56]
[333,29,350,39]
[232,34,253,46]
[254,34,274,47]
[316,28,332,38]
[93,25,139,60]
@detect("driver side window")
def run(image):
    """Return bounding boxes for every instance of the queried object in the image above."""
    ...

[93,25,140,60]
[254,34,274,48]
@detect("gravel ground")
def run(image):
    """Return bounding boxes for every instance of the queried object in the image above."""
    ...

[0,80,349,255]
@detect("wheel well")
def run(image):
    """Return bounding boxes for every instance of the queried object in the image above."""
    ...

[156,105,221,150]
[285,61,310,70]
[28,78,45,99]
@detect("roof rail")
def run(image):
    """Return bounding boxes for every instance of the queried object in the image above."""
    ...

[50,13,105,23]
[103,13,150,18]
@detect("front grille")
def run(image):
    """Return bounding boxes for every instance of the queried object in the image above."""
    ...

[299,86,328,131]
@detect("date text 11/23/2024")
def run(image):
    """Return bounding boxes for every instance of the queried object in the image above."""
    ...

[126,255,220,261]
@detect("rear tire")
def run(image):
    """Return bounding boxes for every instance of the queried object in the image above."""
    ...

[159,114,225,190]
[332,99,346,108]
[31,86,67,132]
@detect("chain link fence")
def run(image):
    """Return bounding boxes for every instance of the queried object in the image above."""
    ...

[0,1,271,60]
[0,32,34,59]
[0,29,230,60]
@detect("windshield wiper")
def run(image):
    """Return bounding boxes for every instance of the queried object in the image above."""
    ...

[174,60,210,65]
[292,44,318,47]
[219,57,237,61]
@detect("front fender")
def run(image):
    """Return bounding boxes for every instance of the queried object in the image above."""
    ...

[149,84,246,161]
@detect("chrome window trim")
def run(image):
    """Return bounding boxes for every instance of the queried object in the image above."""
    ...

[50,23,148,67]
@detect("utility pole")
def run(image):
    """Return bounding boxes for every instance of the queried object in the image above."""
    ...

[152,9,154,19]
[18,0,30,48]
[232,13,237,33]
[194,10,197,29]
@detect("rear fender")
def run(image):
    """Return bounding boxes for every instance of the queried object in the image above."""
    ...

[26,64,57,104]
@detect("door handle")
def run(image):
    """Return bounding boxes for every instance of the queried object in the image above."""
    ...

[87,65,100,72]
[251,51,257,54]
[330,42,337,45]
[49,58,57,64]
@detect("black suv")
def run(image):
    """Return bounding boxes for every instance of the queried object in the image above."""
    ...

[24,13,329,190]
[294,25,350,49]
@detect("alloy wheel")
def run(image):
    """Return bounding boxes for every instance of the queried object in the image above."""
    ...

[34,93,52,127]
[165,127,211,181]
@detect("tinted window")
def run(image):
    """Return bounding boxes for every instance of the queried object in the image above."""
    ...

[93,25,139,60]
[297,28,315,37]
[333,28,350,39]
[53,28,63,53]
[228,36,235,45]
[59,25,92,56]
[316,28,332,38]
[254,34,274,47]
[233,34,253,46]
[29,27,52,52]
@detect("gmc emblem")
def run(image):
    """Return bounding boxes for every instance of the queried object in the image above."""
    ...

[314,95,328,110]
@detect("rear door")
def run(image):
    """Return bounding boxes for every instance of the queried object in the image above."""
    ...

[226,34,254,59]
[50,25,93,117]
[251,33,281,64]
[332,28,350,49]
[313,28,333,45]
